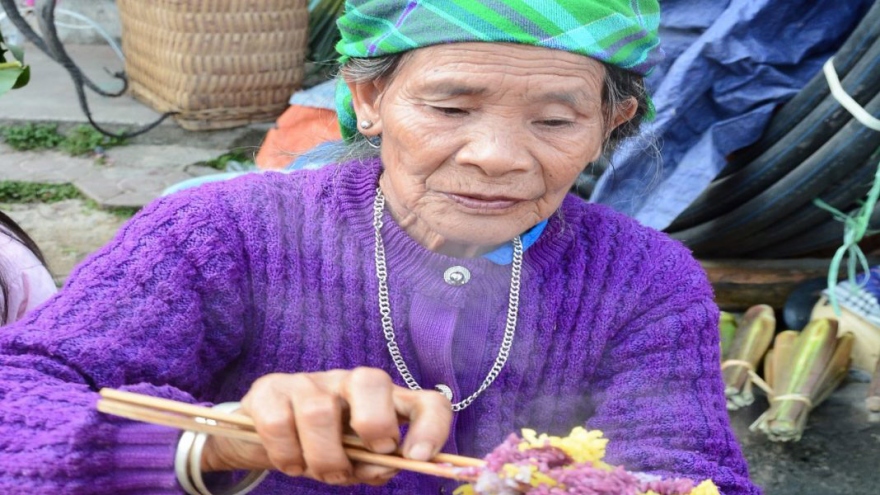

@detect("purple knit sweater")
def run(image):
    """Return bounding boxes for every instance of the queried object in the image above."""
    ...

[0,159,759,494]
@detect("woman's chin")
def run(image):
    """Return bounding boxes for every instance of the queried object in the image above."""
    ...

[430,231,523,258]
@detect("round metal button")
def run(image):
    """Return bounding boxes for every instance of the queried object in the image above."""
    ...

[435,384,454,401]
[443,266,471,286]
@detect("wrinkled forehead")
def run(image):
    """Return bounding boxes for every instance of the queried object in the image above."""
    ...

[395,43,607,106]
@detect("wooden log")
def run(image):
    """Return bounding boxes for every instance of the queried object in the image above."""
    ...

[699,258,878,312]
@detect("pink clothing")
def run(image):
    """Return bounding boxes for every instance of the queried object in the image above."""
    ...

[0,230,56,324]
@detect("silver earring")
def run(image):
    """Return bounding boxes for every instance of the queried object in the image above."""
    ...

[365,134,382,149]
[359,120,374,130]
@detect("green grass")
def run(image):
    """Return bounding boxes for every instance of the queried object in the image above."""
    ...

[61,125,126,156]
[201,149,254,171]
[83,199,139,219]
[1,123,64,151]
[111,207,139,219]
[1,123,126,155]
[0,181,82,203]
[0,181,139,219]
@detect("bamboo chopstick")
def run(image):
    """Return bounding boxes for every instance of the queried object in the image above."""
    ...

[100,389,254,429]
[96,388,485,483]
[96,399,262,443]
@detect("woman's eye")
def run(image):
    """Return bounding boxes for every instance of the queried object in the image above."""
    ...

[537,119,574,128]
[432,106,469,116]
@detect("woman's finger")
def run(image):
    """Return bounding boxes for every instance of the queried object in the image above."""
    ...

[394,389,453,461]
[290,372,353,484]
[352,461,399,486]
[201,434,272,472]
[340,367,400,454]
[240,374,305,476]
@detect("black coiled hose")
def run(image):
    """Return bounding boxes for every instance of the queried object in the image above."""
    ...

[723,147,880,257]
[670,91,880,255]
[668,35,880,232]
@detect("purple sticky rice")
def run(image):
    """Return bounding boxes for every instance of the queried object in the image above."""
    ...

[458,432,701,495]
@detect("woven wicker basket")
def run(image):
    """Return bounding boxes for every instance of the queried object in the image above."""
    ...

[117,0,309,131]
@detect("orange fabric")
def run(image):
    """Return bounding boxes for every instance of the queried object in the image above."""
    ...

[256,106,342,171]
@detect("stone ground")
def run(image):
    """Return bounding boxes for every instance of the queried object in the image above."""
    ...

[0,42,268,277]
[730,382,879,494]
[1,41,879,495]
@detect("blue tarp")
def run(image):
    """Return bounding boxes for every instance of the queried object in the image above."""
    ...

[591,0,874,230]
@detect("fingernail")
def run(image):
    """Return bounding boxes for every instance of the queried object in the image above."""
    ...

[284,465,304,477]
[407,442,435,462]
[324,471,349,484]
[379,470,398,481]
[369,438,398,454]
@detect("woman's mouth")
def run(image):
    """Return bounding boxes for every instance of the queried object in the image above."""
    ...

[445,192,520,211]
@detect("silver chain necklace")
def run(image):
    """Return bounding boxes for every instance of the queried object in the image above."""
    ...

[372,187,522,412]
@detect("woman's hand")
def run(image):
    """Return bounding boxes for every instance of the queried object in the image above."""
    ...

[199,368,453,486]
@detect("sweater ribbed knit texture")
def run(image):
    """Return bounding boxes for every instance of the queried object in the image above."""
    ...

[0,158,759,494]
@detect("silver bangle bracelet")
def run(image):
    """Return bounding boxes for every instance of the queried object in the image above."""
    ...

[175,430,201,495]
[175,402,269,495]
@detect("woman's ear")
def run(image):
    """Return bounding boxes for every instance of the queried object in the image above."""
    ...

[610,96,638,132]
[346,78,387,136]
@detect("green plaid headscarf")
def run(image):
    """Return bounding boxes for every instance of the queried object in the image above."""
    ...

[335,0,662,140]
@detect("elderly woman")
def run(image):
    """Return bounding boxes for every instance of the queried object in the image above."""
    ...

[0,1,759,494]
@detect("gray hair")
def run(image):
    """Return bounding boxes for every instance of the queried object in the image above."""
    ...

[601,64,651,153]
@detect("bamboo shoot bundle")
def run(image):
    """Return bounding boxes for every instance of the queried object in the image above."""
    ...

[721,305,775,410]
[750,319,852,442]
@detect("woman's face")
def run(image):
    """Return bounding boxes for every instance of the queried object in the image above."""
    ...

[349,43,634,257]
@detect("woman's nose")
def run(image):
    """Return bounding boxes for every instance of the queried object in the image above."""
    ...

[455,125,534,176]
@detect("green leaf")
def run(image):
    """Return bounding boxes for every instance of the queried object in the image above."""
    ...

[12,65,29,89]
[8,43,24,63]
[0,67,23,96]
[0,28,27,92]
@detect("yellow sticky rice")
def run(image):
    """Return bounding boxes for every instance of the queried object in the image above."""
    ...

[454,427,721,495]
[520,427,610,467]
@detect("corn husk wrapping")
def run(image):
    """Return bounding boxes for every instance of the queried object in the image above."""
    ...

[721,305,775,410]
[762,349,774,386]
[868,356,880,413]
[719,311,738,359]
[750,319,852,442]
[812,333,853,407]
[769,331,799,393]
